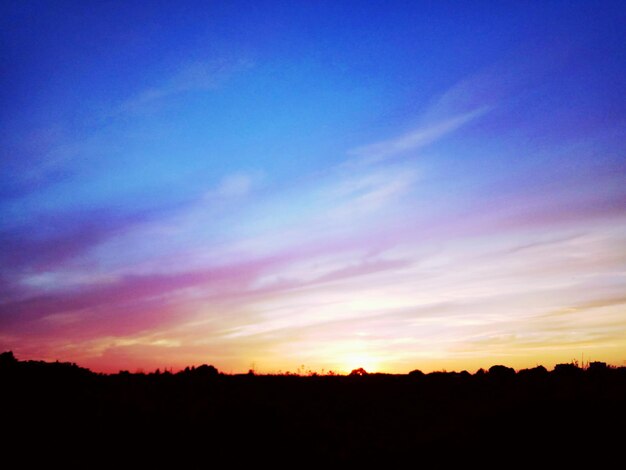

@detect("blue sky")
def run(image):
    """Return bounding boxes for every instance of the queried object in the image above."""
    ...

[1,1,625,372]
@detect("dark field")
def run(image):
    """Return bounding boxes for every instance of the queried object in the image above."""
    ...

[2,352,624,465]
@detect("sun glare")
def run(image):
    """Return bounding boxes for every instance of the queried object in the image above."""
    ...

[341,353,381,374]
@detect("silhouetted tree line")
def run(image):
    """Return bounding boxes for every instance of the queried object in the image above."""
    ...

[1,351,624,465]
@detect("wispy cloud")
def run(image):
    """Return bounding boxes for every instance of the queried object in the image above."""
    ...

[117,59,253,114]
[209,171,263,200]
[325,167,418,217]
[346,67,508,165]
[348,108,487,163]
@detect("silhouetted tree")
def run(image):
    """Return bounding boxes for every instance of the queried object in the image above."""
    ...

[195,364,219,377]
[0,351,17,368]
[518,365,548,378]
[488,365,516,379]
[588,361,607,372]
[553,363,582,377]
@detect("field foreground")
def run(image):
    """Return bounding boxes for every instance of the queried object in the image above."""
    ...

[2,352,624,465]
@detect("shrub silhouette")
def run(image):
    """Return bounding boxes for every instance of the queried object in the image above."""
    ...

[194,364,219,377]
[0,351,17,368]
[488,364,516,378]
[408,369,424,377]
[553,362,583,377]
[588,361,607,372]
[518,365,548,378]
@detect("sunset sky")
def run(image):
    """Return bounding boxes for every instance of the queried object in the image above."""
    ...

[1,1,625,373]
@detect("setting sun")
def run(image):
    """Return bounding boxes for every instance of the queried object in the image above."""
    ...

[341,353,381,374]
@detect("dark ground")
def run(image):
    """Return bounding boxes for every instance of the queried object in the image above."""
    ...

[1,351,624,466]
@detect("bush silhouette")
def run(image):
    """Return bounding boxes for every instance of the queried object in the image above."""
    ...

[488,364,516,379]
[518,365,548,378]
[194,364,219,377]
[0,351,17,368]
[553,362,583,377]
[588,361,607,372]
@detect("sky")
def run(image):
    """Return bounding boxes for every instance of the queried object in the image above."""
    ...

[1,1,625,374]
